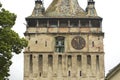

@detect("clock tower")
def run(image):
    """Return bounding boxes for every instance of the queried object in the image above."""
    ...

[24,0,105,80]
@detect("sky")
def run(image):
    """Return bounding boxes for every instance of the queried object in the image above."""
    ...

[1,0,120,80]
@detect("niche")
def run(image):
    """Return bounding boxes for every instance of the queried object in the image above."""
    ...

[80,71,82,76]
[39,55,43,72]
[68,71,71,76]
[67,55,72,68]
[77,55,82,67]
[48,55,53,67]
[96,55,100,70]
[87,55,91,66]
[30,54,33,73]
[58,55,62,64]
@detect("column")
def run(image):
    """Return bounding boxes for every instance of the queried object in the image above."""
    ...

[36,20,39,27]
[82,54,87,78]
[38,55,43,78]
[99,54,105,78]
[89,20,92,27]
[72,55,77,77]
[68,20,70,27]
[53,54,58,77]
[62,54,67,77]
[91,55,96,77]
[79,20,81,27]
[33,54,39,78]
[47,20,49,27]
[43,54,48,78]
[24,54,30,78]
[58,20,60,27]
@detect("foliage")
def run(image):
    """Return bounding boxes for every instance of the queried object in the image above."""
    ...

[0,3,28,80]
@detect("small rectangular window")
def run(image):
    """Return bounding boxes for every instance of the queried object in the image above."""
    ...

[92,41,94,47]
[35,40,38,44]
[45,41,47,47]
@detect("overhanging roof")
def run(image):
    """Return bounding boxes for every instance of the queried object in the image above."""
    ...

[106,63,120,79]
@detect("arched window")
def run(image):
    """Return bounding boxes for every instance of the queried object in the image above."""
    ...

[55,36,65,53]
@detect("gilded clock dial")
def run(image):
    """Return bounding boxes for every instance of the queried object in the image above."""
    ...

[71,36,86,50]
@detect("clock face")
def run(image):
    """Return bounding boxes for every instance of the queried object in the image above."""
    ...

[71,36,86,50]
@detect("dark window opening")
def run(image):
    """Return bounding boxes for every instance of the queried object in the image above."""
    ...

[35,40,38,44]
[91,20,100,27]
[45,41,47,47]
[70,20,79,27]
[55,36,65,53]
[81,20,89,27]
[39,20,47,27]
[40,72,41,77]
[92,41,94,47]
[28,20,37,27]
[59,20,68,27]
[49,20,58,27]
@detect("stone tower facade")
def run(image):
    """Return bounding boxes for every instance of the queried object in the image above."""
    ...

[24,0,105,80]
